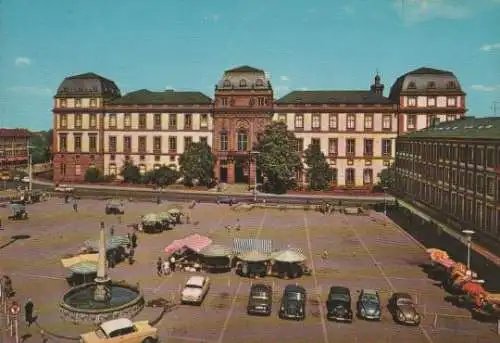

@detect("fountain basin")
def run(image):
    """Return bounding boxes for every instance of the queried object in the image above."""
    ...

[60,282,144,324]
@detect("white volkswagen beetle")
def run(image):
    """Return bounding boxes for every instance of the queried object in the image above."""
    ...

[181,276,210,305]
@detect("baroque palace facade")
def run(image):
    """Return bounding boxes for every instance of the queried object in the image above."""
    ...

[52,65,467,188]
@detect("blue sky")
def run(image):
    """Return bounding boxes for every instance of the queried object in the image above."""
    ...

[1,0,499,130]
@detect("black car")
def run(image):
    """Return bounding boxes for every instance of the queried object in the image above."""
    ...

[388,293,421,326]
[326,286,353,322]
[279,284,306,320]
[356,289,382,320]
[247,283,272,316]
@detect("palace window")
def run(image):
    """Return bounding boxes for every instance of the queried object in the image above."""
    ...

[124,114,131,128]
[75,99,81,108]
[328,114,338,129]
[427,97,436,107]
[184,136,193,150]
[486,177,495,197]
[382,139,392,156]
[382,115,392,130]
[60,114,67,128]
[278,114,286,123]
[74,134,82,152]
[109,114,117,128]
[239,79,247,87]
[257,97,265,106]
[221,98,229,106]
[199,136,208,145]
[364,139,373,157]
[200,114,208,128]
[138,136,147,153]
[255,79,264,87]
[295,138,304,152]
[364,115,373,130]
[237,130,248,151]
[311,138,320,148]
[74,114,82,128]
[223,80,231,87]
[447,97,456,107]
[486,148,494,168]
[446,114,455,122]
[59,134,67,152]
[331,168,338,185]
[89,114,97,128]
[446,81,457,89]
[89,99,97,107]
[75,164,81,176]
[294,114,304,129]
[407,115,416,129]
[168,136,177,153]
[312,114,321,129]
[328,138,338,155]
[154,114,162,129]
[408,97,417,107]
[60,99,67,108]
[346,139,356,156]
[108,136,116,153]
[220,132,228,151]
[184,114,192,129]
[89,134,97,153]
[345,168,355,186]
[153,136,162,154]
[407,82,417,89]
[139,114,147,129]
[346,114,356,130]
[363,169,373,185]
[124,136,132,153]
[168,114,177,129]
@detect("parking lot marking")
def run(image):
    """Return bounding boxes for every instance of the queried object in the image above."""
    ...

[166,334,216,342]
[303,212,329,343]
[342,214,435,343]
[216,209,267,343]
[11,272,66,281]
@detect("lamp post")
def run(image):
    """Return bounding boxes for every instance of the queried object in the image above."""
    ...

[462,230,475,271]
[27,145,35,193]
[383,186,388,216]
[249,151,260,202]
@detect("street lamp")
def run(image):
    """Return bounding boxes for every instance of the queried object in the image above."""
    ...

[249,151,260,202]
[27,145,35,193]
[462,229,475,271]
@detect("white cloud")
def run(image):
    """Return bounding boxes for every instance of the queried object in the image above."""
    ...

[280,75,289,81]
[8,86,52,96]
[480,42,500,51]
[394,0,470,25]
[203,14,220,22]
[471,84,499,92]
[14,57,31,67]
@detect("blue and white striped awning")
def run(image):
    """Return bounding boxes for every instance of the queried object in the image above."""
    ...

[233,238,273,255]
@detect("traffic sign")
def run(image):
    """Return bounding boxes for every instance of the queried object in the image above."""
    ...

[9,302,20,315]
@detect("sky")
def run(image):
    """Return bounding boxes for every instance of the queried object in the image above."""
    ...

[0,0,499,130]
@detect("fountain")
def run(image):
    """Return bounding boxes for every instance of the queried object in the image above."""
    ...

[60,222,144,324]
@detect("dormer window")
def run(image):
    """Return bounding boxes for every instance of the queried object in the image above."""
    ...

[427,81,436,89]
[407,81,417,89]
[239,79,247,87]
[223,79,231,87]
[446,81,457,89]
[255,79,264,87]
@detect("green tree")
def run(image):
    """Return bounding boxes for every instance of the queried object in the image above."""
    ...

[30,130,52,164]
[304,143,332,191]
[143,166,179,187]
[179,142,215,187]
[121,161,141,184]
[254,121,303,194]
[84,167,103,183]
[377,164,395,190]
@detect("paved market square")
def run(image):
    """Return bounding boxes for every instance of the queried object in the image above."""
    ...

[0,198,498,343]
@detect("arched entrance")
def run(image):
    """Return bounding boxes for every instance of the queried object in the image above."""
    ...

[219,160,228,183]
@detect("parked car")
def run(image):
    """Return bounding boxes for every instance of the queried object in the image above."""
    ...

[388,292,421,326]
[279,284,306,320]
[55,184,74,192]
[79,318,158,343]
[105,201,124,215]
[21,176,30,183]
[356,289,382,320]
[326,286,353,322]
[216,196,237,205]
[247,283,273,316]
[181,276,210,305]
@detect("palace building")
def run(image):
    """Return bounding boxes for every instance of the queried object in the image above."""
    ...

[395,117,500,242]
[52,66,467,188]
[0,128,31,170]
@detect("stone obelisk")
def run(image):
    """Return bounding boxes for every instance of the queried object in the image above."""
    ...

[94,222,111,302]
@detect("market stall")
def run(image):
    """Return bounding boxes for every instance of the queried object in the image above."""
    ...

[236,251,270,278]
[164,234,212,272]
[61,254,99,285]
[270,248,308,279]
[199,244,233,272]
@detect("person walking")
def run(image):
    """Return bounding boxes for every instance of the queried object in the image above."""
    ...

[321,249,328,260]
[170,255,176,272]
[40,329,48,343]
[131,232,137,248]
[110,225,115,237]
[156,258,163,276]
[72,199,78,212]
[24,298,34,327]
[163,259,170,275]
[128,247,135,265]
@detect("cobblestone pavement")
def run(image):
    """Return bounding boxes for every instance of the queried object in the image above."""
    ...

[0,199,498,343]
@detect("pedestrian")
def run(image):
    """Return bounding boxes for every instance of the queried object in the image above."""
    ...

[131,232,137,248]
[186,213,190,224]
[128,247,135,265]
[156,196,161,205]
[73,200,78,212]
[110,225,115,237]
[321,249,328,260]
[170,255,176,272]
[40,329,48,343]
[156,257,163,276]
[24,298,34,327]
[126,233,131,248]
[163,260,170,275]
[64,194,69,204]
[108,250,116,268]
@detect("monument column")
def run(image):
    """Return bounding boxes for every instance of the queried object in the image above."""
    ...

[94,222,111,302]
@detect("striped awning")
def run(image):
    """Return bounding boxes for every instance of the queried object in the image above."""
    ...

[233,238,273,255]
[164,234,212,254]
